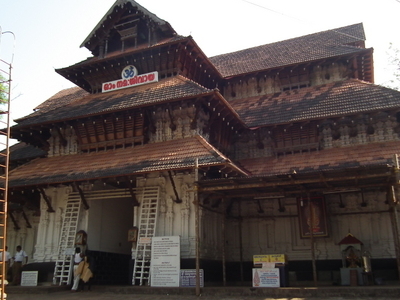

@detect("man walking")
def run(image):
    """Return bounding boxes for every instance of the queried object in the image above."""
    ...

[11,245,28,285]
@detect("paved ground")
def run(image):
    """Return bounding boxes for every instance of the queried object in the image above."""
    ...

[7,291,398,300]
[4,292,400,300]
[4,288,400,300]
[4,283,400,300]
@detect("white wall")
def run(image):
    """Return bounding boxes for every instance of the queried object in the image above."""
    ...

[87,197,133,254]
[223,192,395,262]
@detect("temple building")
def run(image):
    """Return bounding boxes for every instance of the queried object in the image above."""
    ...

[5,0,400,286]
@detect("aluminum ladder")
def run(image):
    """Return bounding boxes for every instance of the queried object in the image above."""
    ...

[132,187,159,286]
[52,195,81,285]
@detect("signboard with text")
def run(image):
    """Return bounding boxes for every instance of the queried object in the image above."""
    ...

[180,269,204,287]
[252,268,280,288]
[21,271,38,286]
[102,71,158,93]
[253,254,286,266]
[150,236,180,287]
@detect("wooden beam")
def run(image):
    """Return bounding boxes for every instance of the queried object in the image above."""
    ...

[32,132,50,151]
[226,198,235,214]
[73,182,90,210]
[91,119,100,144]
[125,176,139,207]
[277,198,285,212]
[111,115,117,142]
[54,126,67,147]
[190,103,199,130]
[38,187,55,213]
[199,172,393,193]
[8,211,20,230]
[146,110,156,134]
[101,117,109,142]
[21,209,32,228]
[167,105,177,131]
[71,123,84,146]
[168,171,182,203]
[81,120,91,144]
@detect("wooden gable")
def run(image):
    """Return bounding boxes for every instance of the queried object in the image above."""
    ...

[81,0,176,57]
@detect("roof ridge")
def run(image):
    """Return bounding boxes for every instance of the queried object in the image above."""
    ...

[210,23,364,60]
[175,74,213,92]
[194,135,228,161]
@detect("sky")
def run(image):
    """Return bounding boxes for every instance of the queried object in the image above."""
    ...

[1,0,400,126]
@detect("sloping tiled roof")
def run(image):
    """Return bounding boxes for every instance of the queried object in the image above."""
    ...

[0,142,46,163]
[230,79,400,127]
[239,140,400,177]
[9,143,46,161]
[13,75,212,128]
[15,87,89,123]
[210,23,367,77]
[8,135,247,188]
[34,87,89,111]
[63,35,188,71]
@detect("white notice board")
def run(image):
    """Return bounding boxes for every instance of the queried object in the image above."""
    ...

[252,268,280,287]
[150,236,180,287]
[21,271,38,286]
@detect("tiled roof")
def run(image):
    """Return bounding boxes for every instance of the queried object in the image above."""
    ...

[230,79,400,127]
[210,23,366,77]
[65,35,188,70]
[8,135,246,188]
[16,87,89,123]
[0,142,46,163]
[239,140,400,177]
[13,75,212,128]
[34,87,89,111]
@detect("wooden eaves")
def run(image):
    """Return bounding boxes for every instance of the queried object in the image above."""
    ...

[197,164,395,199]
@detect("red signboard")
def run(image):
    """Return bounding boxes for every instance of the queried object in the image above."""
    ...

[102,71,158,93]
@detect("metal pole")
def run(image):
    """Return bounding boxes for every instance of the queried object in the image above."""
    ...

[222,198,226,286]
[388,185,400,282]
[308,193,318,286]
[194,158,200,296]
[238,200,244,283]
[391,155,400,282]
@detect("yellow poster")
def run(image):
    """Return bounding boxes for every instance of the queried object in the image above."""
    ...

[253,255,270,265]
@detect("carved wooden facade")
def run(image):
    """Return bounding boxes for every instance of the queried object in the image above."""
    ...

[5,0,400,285]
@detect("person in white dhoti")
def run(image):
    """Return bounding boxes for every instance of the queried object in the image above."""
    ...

[71,248,84,292]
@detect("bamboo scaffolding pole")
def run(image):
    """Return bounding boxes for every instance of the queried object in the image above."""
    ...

[222,197,226,286]
[238,200,244,283]
[308,193,318,287]
[194,158,200,296]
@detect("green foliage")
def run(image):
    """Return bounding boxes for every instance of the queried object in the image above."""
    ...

[0,74,8,105]
[0,75,8,116]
